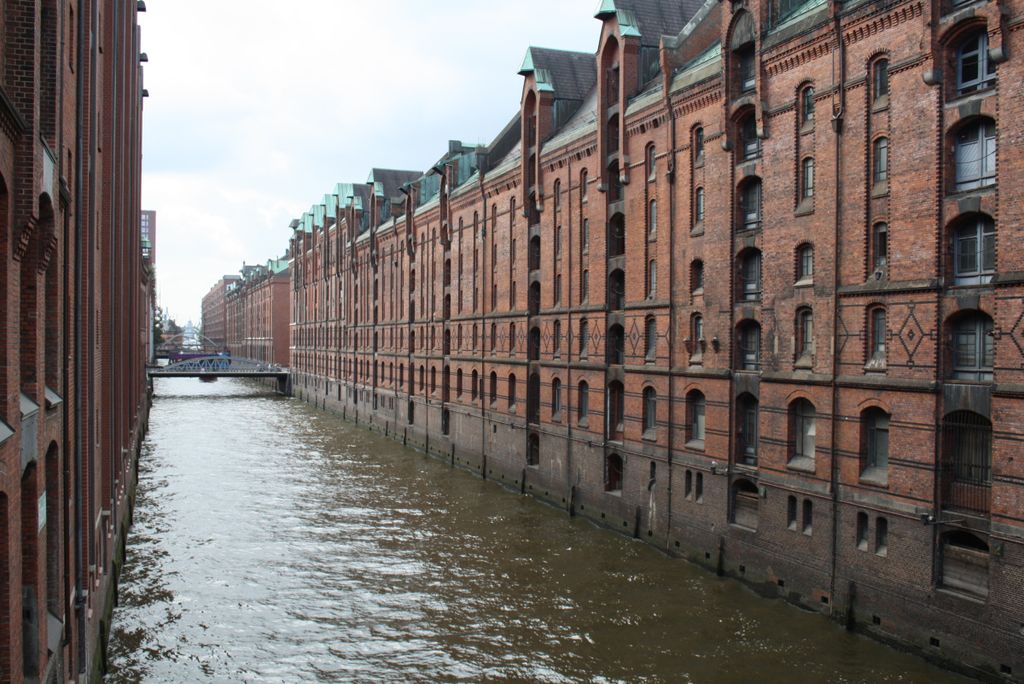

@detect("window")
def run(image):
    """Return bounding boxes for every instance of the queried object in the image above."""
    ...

[648,199,657,238]
[648,260,657,298]
[796,308,814,360]
[527,433,540,466]
[685,470,694,498]
[738,321,761,371]
[801,157,815,199]
[871,223,889,272]
[802,499,813,535]
[580,169,588,201]
[694,187,705,224]
[741,114,760,160]
[691,314,704,346]
[554,274,562,304]
[607,381,625,441]
[942,411,992,515]
[738,45,756,93]
[642,387,657,435]
[790,399,816,465]
[581,218,590,253]
[456,369,463,396]
[956,32,994,95]
[732,478,759,529]
[552,377,562,419]
[797,244,813,282]
[607,324,625,365]
[873,137,889,186]
[861,407,890,478]
[645,317,657,361]
[553,320,562,355]
[508,374,517,408]
[739,179,762,231]
[869,307,887,366]
[472,370,478,399]
[608,270,625,310]
[691,260,705,294]
[687,391,706,445]
[737,394,759,465]
[581,269,589,303]
[951,312,994,380]
[605,453,623,492]
[694,127,705,162]
[873,59,889,101]
[739,249,762,301]
[787,496,798,531]
[579,319,589,357]
[875,517,888,556]
[489,371,498,404]
[954,119,996,191]
[856,512,869,550]
[578,380,589,422]
[646,144,656,181]
[553,180,561,212]
[490,322,497,352]
[953,216,995,285]
[801,86,814,125]
[940,531,989,598]
[509,323,516,354]
[696,472,704,502]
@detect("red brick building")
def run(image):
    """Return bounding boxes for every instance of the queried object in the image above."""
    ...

[0,1,150,681]
[201,274,240,349]
[140,208,155,265]
[221,259,291,366]
[284,0,1022,677]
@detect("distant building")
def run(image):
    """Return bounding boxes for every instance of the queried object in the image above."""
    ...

[141,209,156,265]
[201,275,240,349]
[224,259,291,366]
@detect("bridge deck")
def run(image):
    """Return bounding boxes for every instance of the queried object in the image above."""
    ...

[148,370,288,378]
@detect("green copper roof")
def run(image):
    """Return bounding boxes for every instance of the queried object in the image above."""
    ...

[595,0,617,18]
[518,48,536,75]
[324,193,338,216]
[616,9,641,36]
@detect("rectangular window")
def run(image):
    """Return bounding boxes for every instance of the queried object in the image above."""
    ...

[873,138,889,185]
[857,512,869,551]
[875,517,888,556]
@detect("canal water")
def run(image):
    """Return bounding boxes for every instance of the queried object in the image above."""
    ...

[108,378,961,683]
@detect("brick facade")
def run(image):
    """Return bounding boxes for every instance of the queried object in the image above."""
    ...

[219,260,291,366]
[0,1,149,681]
[201,274,239,349]
[255,0,1022,678]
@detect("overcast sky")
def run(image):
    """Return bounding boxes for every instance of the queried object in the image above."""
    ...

[142,1,600,324]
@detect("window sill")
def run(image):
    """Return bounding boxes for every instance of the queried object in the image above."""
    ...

[577,418,589,429]
[860,467,888,488]
[800,122,815,135]
[694,157,705,169]
[871,95,889,113]
[864,356,887,373]
[642,429,657,442]
[685,438,705,451]
[871,182,889,198]
[787,456,816,473]
[794,355,814,370]
[794,199,814,217]
[795,277,813,288]
[690,223,704,237]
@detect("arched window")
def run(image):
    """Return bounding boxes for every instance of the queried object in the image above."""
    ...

[647,260,657,298]
[736,394,759,465]
[578,380,590,422]
[646,144,656,181]
[953,216,994,285]
[456,368,463,396]
[581,269,589,303]
[581,218,590,253]
[509,322,516,355]
[527,373,540,423]
[797,244,814,282]
[553,179,561,212]
[693,126,705,162]
[691,313,704,350]
[737,44,756,93]
[607,381,625,441]
[796,307,814,360]
[508,373,517,408]
[868,306,887,367]
[528,326,540,361]
[694,187,705,224]
[738,249,762,301]
[738,178,762,231]
[605,453,623,492]
[871,222,889,272]
[956,31,995,95]
[607,324,625,365]
[942,411,992,515]
[691,260,705,295]
[950,311,994,380]
[801,157,815,199]
[489,371,498,404]
[553,320,562,354]
[642,387,657,434]
[608,213,625,257]
[608,269,625,310]
[471,369,478,399]
[801,85,815,125]
[645,317,657,361]
[740,113,759,160]
[873,137,889,185]
[579,319,589,357]
[580,168,589,202]
[687,390,706,446]
[873,58,889,101]
[790,399,816,465]
[648,199,657,237]
[738,321,761,371]
[552,377,562,419]
[954,119,996,191]
[861,407,890,480]
[490,322,496,352]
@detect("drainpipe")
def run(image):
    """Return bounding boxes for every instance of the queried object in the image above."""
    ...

[565,156,574,512]
[828,9,847,618]
[665,86,678,542]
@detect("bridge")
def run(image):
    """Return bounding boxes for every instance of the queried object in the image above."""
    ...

[155,332,226,360]
[147,356,290,392]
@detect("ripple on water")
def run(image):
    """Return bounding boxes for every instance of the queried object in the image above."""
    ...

[107,377,966,683]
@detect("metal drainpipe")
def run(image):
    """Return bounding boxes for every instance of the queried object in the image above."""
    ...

[665,90,678,542]
[479,176,488,479]
[828,11,847,618]
[565,156,574,512]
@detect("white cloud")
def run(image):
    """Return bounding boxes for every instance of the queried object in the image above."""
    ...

[141,0,599,322]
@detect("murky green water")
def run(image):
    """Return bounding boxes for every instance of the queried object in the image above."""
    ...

[107,378,962,682]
